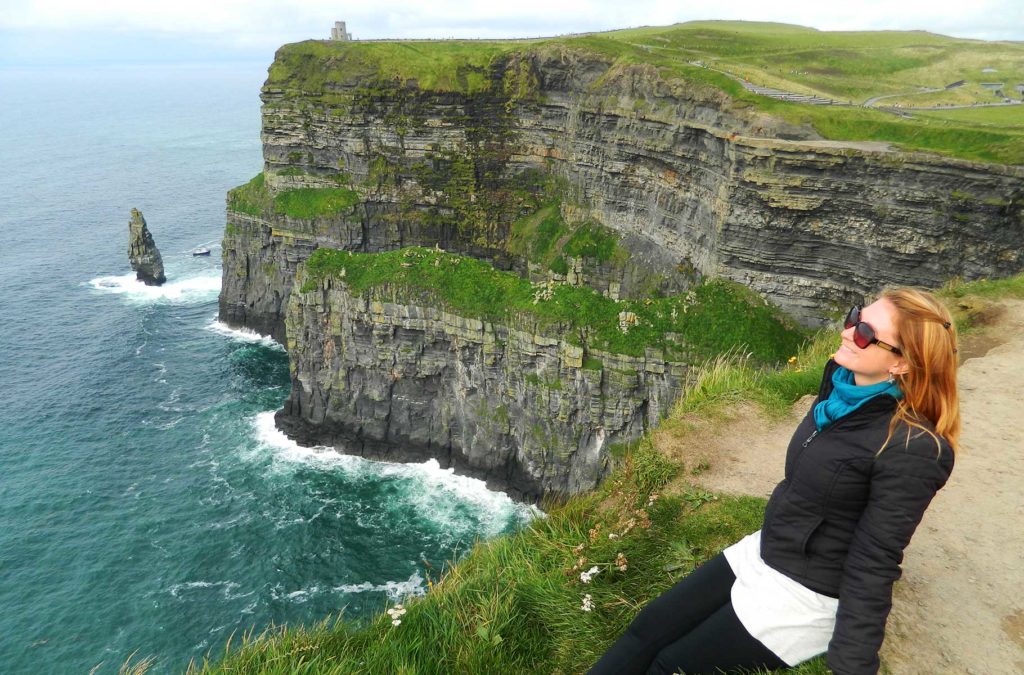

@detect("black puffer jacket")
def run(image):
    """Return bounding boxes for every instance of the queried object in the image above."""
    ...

[760,359,954,675]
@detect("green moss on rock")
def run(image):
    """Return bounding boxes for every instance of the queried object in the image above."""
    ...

[227,173,359,220]
[302,246,806,362]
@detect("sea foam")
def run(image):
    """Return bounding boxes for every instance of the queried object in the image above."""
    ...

[333,571,427,602]
[248,411,539,530]
[87,271,221,303]
[205,318,283,349]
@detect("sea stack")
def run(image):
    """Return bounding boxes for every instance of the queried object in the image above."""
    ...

[128,208,166,286]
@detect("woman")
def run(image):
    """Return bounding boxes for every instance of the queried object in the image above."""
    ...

[589,288,959,675]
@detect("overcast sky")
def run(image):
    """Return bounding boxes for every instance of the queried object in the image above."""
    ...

[1,0,1021,65]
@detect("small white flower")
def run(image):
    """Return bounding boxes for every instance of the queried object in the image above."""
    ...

[608,533,619,539]
[580,565,601,583]
[392,619,402,626]
[581,593,594,612]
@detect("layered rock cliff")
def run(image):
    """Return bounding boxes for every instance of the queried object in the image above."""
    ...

[278,265,687,501]
[218,39,1024,499]
[128,208,166,286]
[220,42,1024,340]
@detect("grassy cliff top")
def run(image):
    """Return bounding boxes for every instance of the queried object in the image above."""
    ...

[266,21,1024,165]
[301,246,807,363]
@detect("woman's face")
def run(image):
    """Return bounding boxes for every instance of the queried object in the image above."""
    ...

[834,297,907,386]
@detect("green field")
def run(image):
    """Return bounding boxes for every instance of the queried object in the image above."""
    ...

[267,21,1024,165]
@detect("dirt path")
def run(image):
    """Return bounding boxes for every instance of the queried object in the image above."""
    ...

[655,300,1024,674]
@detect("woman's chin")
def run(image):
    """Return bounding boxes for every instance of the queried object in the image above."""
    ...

[833,345,854,368]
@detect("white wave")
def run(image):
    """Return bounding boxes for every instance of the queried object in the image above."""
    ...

[168,580,251,601]
[168,580,218,597]
[247,411,540,533]
[285,587,319,603]
[249,411,361,471]
[268,583,325,604]
[205,319,283,349]
[87,271,221,303]
[333,571,426,602]
[382,458,543,536]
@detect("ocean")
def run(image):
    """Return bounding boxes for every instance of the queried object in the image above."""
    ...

[0,62,535,674]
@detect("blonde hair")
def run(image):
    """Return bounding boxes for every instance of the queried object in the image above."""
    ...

[878,287,961,455]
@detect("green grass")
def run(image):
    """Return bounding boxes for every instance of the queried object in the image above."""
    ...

[274,186,360,219]
[227,173,272,216]
[914,105,1024,129]
[506,202,631,274]
[796,106,1024,164]
[227,173,360,220]
[264,21,1024,165]
[267,40,523,94]
[301,246,807,363]
[670,330,838,421]
[527,206,569,260]
[939,274,1024,300]
[936,273,1024,331]
[562,222,628,264]
[599,21,1024,104]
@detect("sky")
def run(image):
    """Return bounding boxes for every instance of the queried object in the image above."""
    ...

[1,0,1022,65]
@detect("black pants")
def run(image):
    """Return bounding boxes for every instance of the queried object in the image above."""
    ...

[587,553,789,675]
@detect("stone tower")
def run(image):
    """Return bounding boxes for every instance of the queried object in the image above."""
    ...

[331,21,352,41]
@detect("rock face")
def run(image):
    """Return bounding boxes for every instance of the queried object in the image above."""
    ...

[221,44,1024,340]
[278,274,685,501]
[217,40,1024,500]
[128,208,166,286]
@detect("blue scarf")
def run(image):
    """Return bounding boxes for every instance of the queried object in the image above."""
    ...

[813,366,903,431]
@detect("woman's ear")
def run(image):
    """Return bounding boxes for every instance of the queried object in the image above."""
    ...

[892,358,910,376]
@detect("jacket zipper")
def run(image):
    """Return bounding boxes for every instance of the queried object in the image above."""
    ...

[801,394,898,449]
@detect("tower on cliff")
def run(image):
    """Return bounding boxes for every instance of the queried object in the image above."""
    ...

[331,21,353,41]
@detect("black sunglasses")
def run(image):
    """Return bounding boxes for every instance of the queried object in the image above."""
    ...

[844,306,902,355]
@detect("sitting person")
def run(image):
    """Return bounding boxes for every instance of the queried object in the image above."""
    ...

[588,287,959,675]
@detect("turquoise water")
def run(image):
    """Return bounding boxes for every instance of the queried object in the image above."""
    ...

[0,64,535,674]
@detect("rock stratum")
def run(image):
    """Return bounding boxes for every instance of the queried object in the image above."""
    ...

[218,39,1024,500]
[277,269,686,501]
[128,208,166,286]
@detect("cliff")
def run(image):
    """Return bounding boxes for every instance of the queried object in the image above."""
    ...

[128,208,166,286]
[272,245,806,500]
[278,265,684,501]
[220,42,1023,338]
[218,37,1024,499]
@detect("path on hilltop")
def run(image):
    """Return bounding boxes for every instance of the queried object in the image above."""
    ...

[656,300,1024,674]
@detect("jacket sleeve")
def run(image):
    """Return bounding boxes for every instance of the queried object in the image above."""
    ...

[826,436,954,675]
